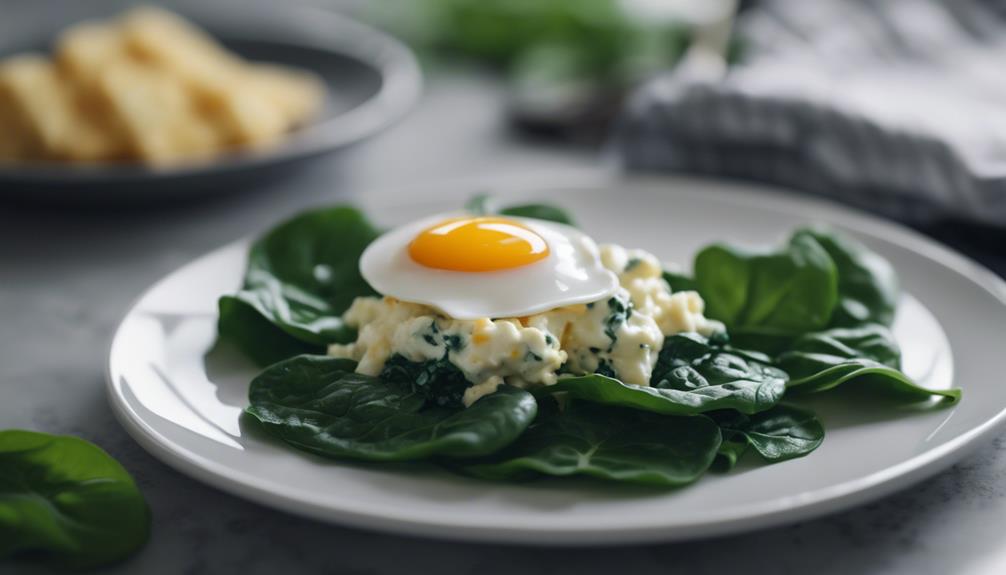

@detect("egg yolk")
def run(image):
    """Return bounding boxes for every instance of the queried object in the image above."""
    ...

[408,217,549,272]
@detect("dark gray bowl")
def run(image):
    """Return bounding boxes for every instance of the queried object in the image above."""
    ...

[0,0,422,202]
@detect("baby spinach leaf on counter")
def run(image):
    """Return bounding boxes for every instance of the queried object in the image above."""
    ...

[794,228,899,328]
[218,206,380,364]
[694,233,838,335]
[0,430,150,569]
[459,402,721,486]
[545,333,787,415]
[712,405,824,470]
[246,356,537,461]
[779,325,960,403]
[465,194,575,225]
[381,354,472,408]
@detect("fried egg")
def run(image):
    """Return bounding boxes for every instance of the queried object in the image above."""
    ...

[360,213,619,319]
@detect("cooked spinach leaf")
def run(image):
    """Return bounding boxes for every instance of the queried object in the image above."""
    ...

[712,404,824,470]
[459,402,721,486]
[779,325,960,402]
[0,430,149,569]
[544,333,787,415]
[794,228,899,328]
[694,233,838,335]
[218,206,380,366]
[465,194,575,226]
[380,354,472,408]
[245,356,537,461]
[602,293,631,345]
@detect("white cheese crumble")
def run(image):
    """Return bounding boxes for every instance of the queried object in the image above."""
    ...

[599,244,723,337]
[328,243,723,406]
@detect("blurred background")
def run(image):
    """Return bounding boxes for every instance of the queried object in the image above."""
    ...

[3,0,1002,263]
[354,0,1006,274]
[3,0,1006,573]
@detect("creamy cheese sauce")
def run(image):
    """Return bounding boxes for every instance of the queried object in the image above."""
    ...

[328,243,723,406]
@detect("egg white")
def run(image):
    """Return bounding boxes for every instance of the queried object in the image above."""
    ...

[359,213,619,319]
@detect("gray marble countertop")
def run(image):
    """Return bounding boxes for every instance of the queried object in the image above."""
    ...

[3,71,1006,575]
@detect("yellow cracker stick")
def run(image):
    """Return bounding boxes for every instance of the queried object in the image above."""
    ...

[120,6,289,146]
[0,6,327,166]
[0,54,120,162]
[97,61,218,165]
[0,77,42,161]
[0,55,75,159]
[120,6,241,80]
[55,21,126,83]
[243,64,325,127]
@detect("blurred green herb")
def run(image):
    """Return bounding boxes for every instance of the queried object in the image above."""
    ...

[365,0,697,138]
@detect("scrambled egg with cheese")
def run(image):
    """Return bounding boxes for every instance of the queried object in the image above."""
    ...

[329,244,722,406]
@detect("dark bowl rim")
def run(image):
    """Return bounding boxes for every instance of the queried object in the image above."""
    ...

[0,2,423,185]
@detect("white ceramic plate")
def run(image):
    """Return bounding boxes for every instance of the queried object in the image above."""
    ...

[106,177,1006,545]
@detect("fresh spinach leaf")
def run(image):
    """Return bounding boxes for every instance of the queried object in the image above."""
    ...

[712,404,824,470]
[465,194,575,226]
[781,357,961,403]
[678,227,898,346]
[650,333,788,413]
[245,356,537,461]
[464,193,493,215]
[380,354,472,408]
[217,296,323,366]
[694,233,838,334]
[662,270,697,293]
[794,228,899,328]
[723,328,800,358]
[712,434,750,472]
[0,430,149,569]
[499,204,575,226]
[544,333,787,415]
[779,325,960,403]
[218,206,380,366]
[459,401,721,486]
[781,324,902,369]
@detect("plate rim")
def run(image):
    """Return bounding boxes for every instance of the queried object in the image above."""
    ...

[0,2,422,186]
[105,175,1006,545]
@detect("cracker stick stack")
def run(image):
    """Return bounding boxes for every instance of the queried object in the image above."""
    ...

[0,7,325,166]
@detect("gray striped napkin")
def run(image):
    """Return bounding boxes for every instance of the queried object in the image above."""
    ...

[616,0,1006,227]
